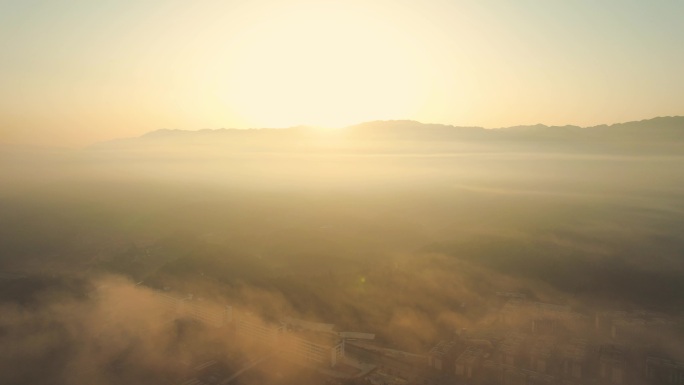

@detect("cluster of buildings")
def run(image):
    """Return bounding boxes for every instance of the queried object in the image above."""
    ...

[235,313,347,368]
[434,337,684,385]
[595,310,684,342]
[147,289,684,385]
[426,299,684,385]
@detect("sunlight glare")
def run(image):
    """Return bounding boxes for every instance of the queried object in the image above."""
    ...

[217,3,429,128]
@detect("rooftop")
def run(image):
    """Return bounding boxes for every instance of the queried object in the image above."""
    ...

[429,340,457,357]
[285,330,342,348]
[561,339,589,361]
[456,346,485,364]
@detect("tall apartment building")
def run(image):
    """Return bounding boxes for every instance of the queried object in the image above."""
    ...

[279,332,345,367]
[235,314,283,346]
[428,340,460,371]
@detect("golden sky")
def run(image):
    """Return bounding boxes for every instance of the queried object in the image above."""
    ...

[1,0,683,146]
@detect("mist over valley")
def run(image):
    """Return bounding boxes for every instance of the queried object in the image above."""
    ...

[2,118,684,384]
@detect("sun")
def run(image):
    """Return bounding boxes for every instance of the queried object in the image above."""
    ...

[215,2,430,128]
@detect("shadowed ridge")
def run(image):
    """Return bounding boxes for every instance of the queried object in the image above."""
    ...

[87,116,684,155]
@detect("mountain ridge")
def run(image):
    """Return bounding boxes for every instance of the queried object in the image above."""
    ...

[130,115,684,140]
[11,115,666,157]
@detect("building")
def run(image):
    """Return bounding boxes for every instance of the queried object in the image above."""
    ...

[428,340,459,371]
[155,292,185,314]
[529,337,555,374]
[596,310,683,342]
[235,314,283,346]
[482,360,524,385]
[282,317,335,333]
[279,331,345,367]
[183,302,232,328]
[532,318,562,334]
[454,346,486,382]
[598,345,628,384]
[560,339,592,382]
[501,299,586,333]
[645,356,684,385]
[498,333,525,367]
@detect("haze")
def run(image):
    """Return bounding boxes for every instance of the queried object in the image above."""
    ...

[2,2,684,385]
[2,0,684,146]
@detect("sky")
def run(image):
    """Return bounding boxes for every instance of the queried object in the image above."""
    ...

[1,0,683,147]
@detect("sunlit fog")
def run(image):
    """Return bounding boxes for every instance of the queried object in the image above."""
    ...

[2,1,684,385]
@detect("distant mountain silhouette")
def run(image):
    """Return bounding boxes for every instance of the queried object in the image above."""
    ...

[91,116,684,155]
